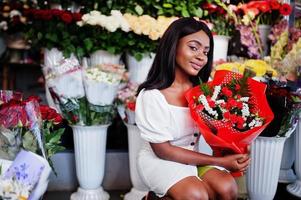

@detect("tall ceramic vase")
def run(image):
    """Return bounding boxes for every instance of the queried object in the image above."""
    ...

[213,35,230,62]
[247,136,287,200]
[279,132,296,183]
[124,124,148,200]
[258,24,271,57]
[126,53,155,84]
[287,120,301,197]
[70,125,110,200]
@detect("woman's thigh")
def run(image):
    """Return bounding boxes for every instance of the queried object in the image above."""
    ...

[167,176,209,200]
[201,168,237,199]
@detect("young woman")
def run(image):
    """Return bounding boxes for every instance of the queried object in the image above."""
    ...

[135,18,250,200]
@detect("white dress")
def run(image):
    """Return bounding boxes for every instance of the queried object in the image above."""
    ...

[135,89,205,197]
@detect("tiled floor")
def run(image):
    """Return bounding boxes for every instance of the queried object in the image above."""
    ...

[43,183,301,200]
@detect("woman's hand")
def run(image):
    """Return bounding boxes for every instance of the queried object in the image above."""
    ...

[218,154,251,172]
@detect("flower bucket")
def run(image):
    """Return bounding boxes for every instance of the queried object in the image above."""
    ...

[124,124,148,200]
[71,125,110,200]
[126,53,155,84]
[258,24,271,57]
[213,35,230,62]
[246,136,287,200]
[279,132,296,183]
[125,108,135,125]
[287,120,301,197]
[90,50,121,66]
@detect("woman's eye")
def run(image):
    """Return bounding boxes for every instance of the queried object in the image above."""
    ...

[189,46,198,51]
[203,51,208,56]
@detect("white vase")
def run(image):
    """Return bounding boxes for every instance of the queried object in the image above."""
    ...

[246,136,287,200]
[126,53,155,84]
[71,125,110,200]
[258,24,271,57]
[279,132,296,183]
[287,120,301,197]
[125,109,135,125]
[213,35,230,62]
[124,124,148,200]
[90,50,121,66]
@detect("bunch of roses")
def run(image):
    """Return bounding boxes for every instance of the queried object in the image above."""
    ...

[25,8,82,24]
[197,76,264,131]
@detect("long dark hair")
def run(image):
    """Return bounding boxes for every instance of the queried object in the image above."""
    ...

[137,17,214,94]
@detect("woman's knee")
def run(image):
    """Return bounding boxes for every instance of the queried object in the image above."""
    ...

[174,186,209,200]
[217,177,238,200]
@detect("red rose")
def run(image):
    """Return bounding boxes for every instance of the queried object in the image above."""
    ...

[51,9,64,17]
[236,102,243,109]
[127,102,136,111]
[26,95,42,103]
[202,3,218,14]
[53,115,63,124]
[73,12,82,21]
[223,111,231,119]
[269,0,280,10]
[279,3,292,16]
[60,12,73,24]
[235,84,241,91]
[221,87,233,97]
[257,1,271,13]
[228,98,237,107]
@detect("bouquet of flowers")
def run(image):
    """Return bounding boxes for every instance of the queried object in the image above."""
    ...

[0,91,65,171]
[260,75,301,137]
[0,150,51,200]
[44,48,125,126]
[116,81,139,124]
[185,70,274,158]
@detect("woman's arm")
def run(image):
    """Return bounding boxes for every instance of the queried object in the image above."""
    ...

[150,142,250,172]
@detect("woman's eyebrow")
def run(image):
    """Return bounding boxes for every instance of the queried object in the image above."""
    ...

[188,40,210,50]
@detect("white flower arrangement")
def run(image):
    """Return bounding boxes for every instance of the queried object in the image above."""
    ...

[78,10,130,33]
[0,177,31,200]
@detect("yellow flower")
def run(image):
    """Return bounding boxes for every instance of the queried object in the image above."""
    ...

[215,62,242,73]
[243,59,277,76]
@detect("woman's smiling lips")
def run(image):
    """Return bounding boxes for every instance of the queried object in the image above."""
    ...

[190,61,203,70]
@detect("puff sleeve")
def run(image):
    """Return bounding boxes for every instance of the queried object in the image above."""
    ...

[135,89,174,143]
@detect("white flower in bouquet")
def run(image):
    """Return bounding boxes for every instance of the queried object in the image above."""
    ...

[0,178,31,200]
[46,56,85,99]
[84,66,124,106]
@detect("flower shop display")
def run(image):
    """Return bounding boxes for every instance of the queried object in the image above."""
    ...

[185,70,274,176]
[0,150,51,200]
[25,8,83,58]
[42,44,126,200]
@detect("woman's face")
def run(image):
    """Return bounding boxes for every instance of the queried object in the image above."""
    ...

[175,30,210,76]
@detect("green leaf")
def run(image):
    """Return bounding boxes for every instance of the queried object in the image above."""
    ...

[181,9,190,17]
[163,3,173,8]
[135,5,144,15]
[84,38,93,51]
[193,7,203,17]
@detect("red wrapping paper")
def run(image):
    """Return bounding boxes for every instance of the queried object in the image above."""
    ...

[185,70,274,155]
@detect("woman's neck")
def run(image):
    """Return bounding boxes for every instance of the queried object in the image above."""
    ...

[172,67,192,90]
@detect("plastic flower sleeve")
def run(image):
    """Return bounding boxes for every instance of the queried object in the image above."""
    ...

[185,70,274,155]
[24,99,46,159]
[0,90,22,105]
[46,56,87,125]
[0,102,27,160]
